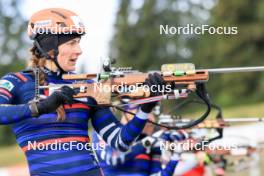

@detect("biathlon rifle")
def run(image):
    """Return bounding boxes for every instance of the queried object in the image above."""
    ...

[158,114,264,129]
[38,63,264,129]
[39,63,264,105]
[158,98,264,129]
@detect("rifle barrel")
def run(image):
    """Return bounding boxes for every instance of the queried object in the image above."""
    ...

[198,66,264,74]
[159,118,264,123]
[223,118,264,122]
[39,84,72,89]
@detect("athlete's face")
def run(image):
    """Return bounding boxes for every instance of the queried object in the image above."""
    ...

[57,38,82,72]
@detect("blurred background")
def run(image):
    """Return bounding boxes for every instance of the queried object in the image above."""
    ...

[1,0,264,175]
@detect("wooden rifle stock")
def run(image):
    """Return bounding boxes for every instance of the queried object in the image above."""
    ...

[60,70,209,104]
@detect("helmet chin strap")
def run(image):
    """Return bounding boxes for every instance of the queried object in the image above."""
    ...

[33,40,52,60]
[34,36,67,75]
[53,50,67,75]
[53,35,66,75]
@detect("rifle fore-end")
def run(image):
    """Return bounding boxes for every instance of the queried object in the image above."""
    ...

[60,71,209,104]
[72,83,151,104]
[62,74,97,80]
[72,83,112,105]
[62,71,209,85]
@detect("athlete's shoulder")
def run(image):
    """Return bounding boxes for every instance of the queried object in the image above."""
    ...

[0,70,34,92]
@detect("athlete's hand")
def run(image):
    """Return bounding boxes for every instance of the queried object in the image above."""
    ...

[29,86,75,116]
[140,73,166,113]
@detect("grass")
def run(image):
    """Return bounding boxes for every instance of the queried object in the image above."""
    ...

[221,102,264,117]
[0,145,27,167]
[184,102,264,119]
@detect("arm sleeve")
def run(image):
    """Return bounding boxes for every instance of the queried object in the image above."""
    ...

[148,130,188,176]
[150,153,179,176]
[91,107,148,151]
[93,131,147,166]
[160,130,188,142]
[0,73,32,124]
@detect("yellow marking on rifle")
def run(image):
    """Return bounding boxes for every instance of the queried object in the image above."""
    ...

[186,70,196,75]
[161,63,195,72]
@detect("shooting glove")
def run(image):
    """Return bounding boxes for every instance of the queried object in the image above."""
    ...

[140,73,166,113]
[29,86,75,116]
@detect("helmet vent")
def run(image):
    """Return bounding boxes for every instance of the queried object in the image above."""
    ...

[51,10,67,19]
[56,22,67,27]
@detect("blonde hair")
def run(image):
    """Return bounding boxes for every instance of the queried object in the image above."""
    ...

[28,46,66,121]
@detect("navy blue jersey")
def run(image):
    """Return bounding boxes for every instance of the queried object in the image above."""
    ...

[92,131,179,176]
[0,70,149,176]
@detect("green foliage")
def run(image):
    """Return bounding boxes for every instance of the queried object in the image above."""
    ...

[111,0,264,106]
[191,0,264,105]
[0,0,28,146]
[0,126,16,146]
[110,0,204,71]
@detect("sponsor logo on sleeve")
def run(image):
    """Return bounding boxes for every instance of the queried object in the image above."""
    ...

[0,80,15,91]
